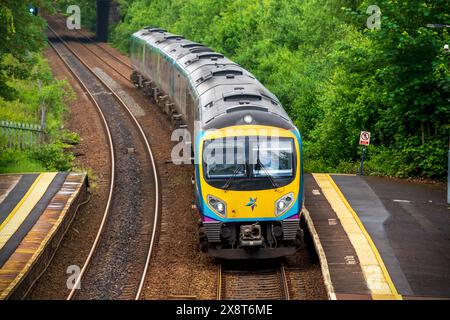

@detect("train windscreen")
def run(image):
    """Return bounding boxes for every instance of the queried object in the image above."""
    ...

[202,136,295,190]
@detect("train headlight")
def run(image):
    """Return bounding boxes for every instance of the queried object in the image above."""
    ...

[275,192,294,216]
[208,195,227,217]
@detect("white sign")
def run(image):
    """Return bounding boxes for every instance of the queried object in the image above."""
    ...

[359,131,371,146]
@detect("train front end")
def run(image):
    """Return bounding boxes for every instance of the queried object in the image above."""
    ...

[196,125,303,259]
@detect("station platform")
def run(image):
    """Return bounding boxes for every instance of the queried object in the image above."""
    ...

[304,173,449,300]
[0,172,87,299]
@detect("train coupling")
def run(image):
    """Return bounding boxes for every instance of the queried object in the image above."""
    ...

[239,224,263,247]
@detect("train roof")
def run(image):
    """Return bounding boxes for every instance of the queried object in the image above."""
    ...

[132,29,295,130]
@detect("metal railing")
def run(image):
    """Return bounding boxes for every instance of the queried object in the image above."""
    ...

[0,120,45,149]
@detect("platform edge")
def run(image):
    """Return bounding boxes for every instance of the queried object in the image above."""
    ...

[302,207,336,300]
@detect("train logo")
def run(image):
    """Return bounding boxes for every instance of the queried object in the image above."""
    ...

[245,198,258,211]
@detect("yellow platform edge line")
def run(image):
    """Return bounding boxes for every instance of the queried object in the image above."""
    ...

[0,173,85,300]
[0,173,57,250]
[0,174,43,232]
[325,174,402,300]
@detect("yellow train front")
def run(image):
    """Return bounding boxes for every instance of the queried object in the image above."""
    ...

[196,123,303,259]
[130,27,303,259]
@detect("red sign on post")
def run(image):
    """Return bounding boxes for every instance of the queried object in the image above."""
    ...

[359,131,371,146]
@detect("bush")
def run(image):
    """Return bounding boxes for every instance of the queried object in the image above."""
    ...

[32,142,74,171]
[0,149,45,173]
[0,52,77,173]
[111,0,450,180]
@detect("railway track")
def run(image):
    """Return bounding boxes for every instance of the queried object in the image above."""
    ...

[44,17,328,301]
[52,16,132,68]
[47,26,160,300]
[217,261,290,300]
[49,18,132,82]
[74,29,132,69]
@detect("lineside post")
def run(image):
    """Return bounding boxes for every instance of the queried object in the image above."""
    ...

[447,148,449,204]
[360,146,365,176]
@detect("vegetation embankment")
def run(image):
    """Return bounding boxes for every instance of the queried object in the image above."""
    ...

[0,1,77,173]
[110,0,449,180]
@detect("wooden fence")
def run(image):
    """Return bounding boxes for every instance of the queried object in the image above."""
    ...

[0,120,45,149]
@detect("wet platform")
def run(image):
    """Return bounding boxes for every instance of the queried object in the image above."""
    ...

[0,172,87,299]
[304,173,449,300]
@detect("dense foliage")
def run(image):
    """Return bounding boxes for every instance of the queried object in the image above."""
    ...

[112,0,449,179]
[0,1,76,173]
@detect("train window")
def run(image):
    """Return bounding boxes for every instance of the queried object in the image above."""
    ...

[169,65,175,97]
[202,136,296,190]
[162,59,169,92]
[203,137,246,179]
[141,45,145,67]
[250,138,294,178]
[156,55,161,81]
[145,47,152,72]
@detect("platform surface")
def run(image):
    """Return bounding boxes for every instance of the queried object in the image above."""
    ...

[305,173,449,300]
[0,172,86,299]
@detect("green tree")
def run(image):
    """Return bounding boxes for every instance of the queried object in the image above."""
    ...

[111,0,450,179]
[0,0,54,99]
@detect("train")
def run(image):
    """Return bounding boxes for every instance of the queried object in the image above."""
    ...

[130,27,304,259]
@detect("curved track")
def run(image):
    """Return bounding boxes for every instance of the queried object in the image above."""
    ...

[50,18,132,82]
[46,18,329,301]
[48,26,160,300]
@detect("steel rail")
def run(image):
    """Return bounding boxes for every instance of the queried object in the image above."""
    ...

[46,39,116,301]
[53,16,132,69]
[48,25,160,300]
[216,263,222,300]
[279,263,290,300]
[217,262,290,300]
[48,20,130,82]
[74,28,132,69]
